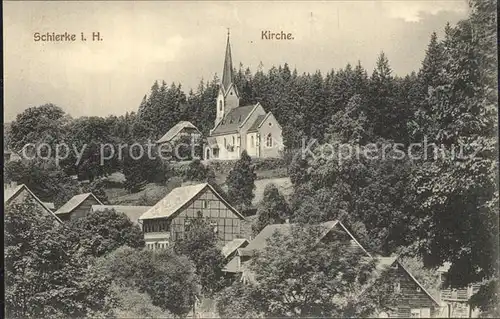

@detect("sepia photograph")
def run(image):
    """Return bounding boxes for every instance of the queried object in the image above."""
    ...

[3,0,499,318]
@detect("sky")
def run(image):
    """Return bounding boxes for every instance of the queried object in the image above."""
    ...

[3,1,469,122]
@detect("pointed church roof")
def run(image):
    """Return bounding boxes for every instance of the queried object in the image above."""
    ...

[221,31,234,94]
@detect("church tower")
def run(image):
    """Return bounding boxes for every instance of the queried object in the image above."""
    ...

[215,30,240,127]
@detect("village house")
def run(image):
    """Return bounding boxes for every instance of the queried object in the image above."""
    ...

[138,182,246,249]
[224,220,443,318]
[156,121,201,146]
[4,182,62,223]
[156,121,202,159]
[91,204,152,229]
[55,193,103,221]
[205,32,283,160]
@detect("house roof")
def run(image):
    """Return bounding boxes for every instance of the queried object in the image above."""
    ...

[55,193,103,215]
[238,220,370,257]
[224,220,371,273]
[156,121,200,144]
[4,184,62,223]
[91,205,152,225]
[222,238,249,259]
[139,183,245,220]
[211,104,258,136]
[4,184,24,203]
[247,115,267,132]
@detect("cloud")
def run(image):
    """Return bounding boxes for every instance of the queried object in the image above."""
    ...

[383,1,469,22]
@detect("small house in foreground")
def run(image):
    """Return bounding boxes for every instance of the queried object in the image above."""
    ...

[55,193,103,221]
[138,183,246,249]
[224,220,442,318]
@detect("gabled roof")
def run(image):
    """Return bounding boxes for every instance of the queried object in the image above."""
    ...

[247,115,267,133]
[238,220,370,257]
[91,205,152,225]
[4,184,62,223]
[224,220,370,274]
[222,238,249,259]
[139,183,245,220]
[55,193,103,215]
[156,121,200,144]
[211,104,259,136]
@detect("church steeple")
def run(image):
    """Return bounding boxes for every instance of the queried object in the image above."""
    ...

[214,29,240,129]
[221,29,234,94]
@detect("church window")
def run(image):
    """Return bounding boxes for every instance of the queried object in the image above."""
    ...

[219,100,222,111]
[251,136,255,147]
[224,138,227,147]
[232,136,235,145]
[266,133,273,147]
[269,122,272,126]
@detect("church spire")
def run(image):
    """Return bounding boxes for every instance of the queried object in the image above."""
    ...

[221,29,234,93]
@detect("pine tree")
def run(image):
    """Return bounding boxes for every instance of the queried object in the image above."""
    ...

[410,2,498,311]
[226,150,256,211]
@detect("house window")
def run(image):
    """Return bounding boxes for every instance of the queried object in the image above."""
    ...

[394,281,401,293]
[251,135,255,147]
[410,309,421,318]
[266,133,273,147]
[201,200,209,209]
[198,210,204,217]
[420,308,430,318]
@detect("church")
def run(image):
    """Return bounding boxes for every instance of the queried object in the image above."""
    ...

[204,33,283,160]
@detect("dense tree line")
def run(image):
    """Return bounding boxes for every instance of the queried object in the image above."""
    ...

[4,0,498,315]
[5,201,200,318]
[286,0,498,315]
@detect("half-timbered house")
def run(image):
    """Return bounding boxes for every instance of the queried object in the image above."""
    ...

[138,182,246,249]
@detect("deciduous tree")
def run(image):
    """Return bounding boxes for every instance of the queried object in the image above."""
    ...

[226,150,256,211]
